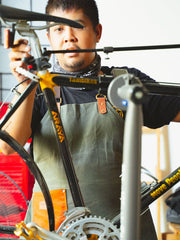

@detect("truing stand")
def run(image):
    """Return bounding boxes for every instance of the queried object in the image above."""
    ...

[108,71,146,240]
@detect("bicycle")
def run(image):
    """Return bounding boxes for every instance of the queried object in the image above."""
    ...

[0,4,180,240]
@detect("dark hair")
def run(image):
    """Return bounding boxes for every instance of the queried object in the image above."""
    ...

[46,0,99,30]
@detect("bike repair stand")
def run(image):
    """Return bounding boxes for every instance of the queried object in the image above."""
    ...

[108,69,146,240]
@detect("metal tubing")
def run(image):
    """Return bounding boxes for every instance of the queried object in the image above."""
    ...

[120,100,143,240]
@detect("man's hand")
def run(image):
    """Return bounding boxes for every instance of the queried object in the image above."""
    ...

[9,39,32,85]
[173,111,180,122]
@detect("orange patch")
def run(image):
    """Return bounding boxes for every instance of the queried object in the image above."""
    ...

[32,189,67,230]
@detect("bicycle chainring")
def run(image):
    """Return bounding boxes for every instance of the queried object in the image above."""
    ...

[60,215,120,240]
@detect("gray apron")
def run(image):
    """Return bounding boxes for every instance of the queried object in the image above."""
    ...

[25,100,157,239]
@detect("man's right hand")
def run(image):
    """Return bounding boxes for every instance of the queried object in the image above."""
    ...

[9,39,32,85]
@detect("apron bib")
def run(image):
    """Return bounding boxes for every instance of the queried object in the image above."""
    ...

[27,100,124,230]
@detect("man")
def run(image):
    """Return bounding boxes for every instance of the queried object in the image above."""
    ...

[0,0,180,239]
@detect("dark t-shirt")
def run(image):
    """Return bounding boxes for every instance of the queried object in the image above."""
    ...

[31,66,180,133]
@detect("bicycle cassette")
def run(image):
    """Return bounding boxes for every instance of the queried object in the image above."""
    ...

[60,215,120,240]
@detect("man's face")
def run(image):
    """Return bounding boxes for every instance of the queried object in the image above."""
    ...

[47,8,102,72]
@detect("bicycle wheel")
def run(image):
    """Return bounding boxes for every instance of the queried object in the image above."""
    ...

[0,171,28,239]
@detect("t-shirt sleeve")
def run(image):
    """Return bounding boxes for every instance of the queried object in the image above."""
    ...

[142,94,180,128]
[119,67,180,128]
